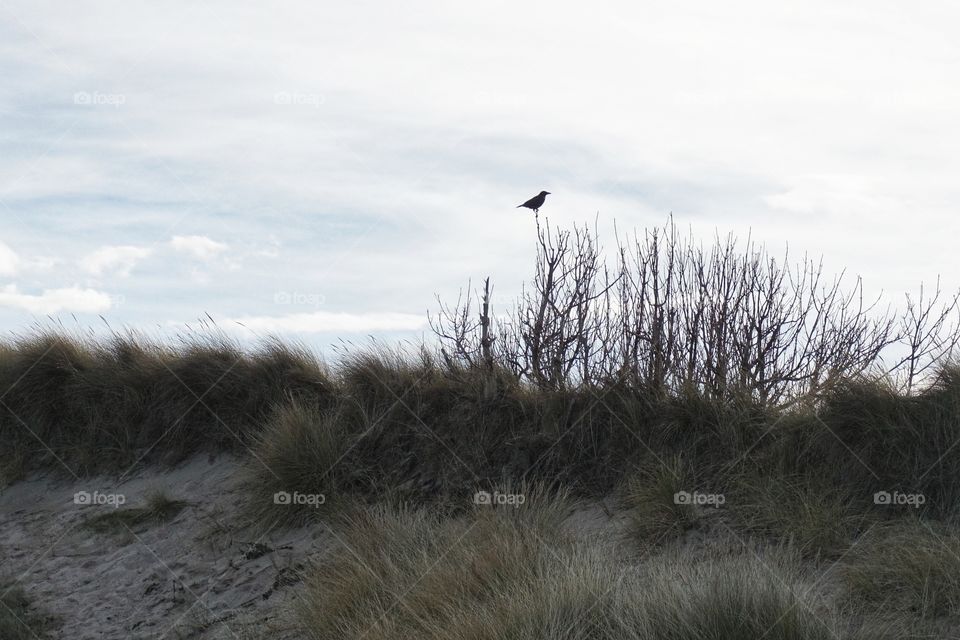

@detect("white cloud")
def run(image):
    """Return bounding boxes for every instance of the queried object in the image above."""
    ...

[764,175,895,217]
[232,311,427,334]
[0,284,113,314]
[0,242,18,276]
[80,245,152,276]
[170,235,228,260]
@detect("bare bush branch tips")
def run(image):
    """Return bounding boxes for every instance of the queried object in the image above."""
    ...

[433,217,960,404]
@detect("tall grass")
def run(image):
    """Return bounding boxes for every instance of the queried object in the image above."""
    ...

[619,455,700,545]
[0,328,333,476]
[296,496,845,640]
[842,519,960,618]
[779,371,960,518]
[729,474,870,558]
[247,401,351,526]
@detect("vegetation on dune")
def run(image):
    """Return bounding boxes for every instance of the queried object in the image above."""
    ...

[7,326,960,526]
[247,400,351,527]
[780,374,960,518]
[81,489,189,535]
[618,455,702,546]
[0,326,333,478]
[841,519,960,618]
[296,496,848,640]
[728,473,870,559]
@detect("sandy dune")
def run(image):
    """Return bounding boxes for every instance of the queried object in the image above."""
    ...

[0,455,326,639]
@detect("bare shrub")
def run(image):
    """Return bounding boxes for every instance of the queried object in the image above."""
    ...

[435,216,960,403]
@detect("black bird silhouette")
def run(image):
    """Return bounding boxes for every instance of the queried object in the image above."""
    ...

[517,190,551,213]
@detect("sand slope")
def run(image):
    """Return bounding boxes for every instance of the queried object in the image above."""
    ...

[0,455,326,640]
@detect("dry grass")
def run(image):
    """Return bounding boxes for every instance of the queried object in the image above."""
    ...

[0,328,333,477]
[730,475,871,558]
[246,402,352,527]
[842,519,960,618]
[297,486,573,640]
[296,491,846,640]
[619,455,700,546]
[83,489,189,534]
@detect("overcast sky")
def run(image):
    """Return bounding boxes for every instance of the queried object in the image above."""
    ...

[2,1,959,352]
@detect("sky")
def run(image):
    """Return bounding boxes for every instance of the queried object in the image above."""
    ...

[2,1,960,354]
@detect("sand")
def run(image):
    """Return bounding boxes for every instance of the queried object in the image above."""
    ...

[0,455,328,639]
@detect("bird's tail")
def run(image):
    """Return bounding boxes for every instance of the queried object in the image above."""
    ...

[516,204,522,208]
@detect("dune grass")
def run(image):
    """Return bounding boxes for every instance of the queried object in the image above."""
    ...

[246,401,352,527]
[779,375,960,519]
[729,474,872,559]
[0,329,333,477]
[83,489,189,534]
[296,491,846,640]
[619,455,701,546]
[842,519,960,619]
[3,329,960,524]
[297,486,573,640]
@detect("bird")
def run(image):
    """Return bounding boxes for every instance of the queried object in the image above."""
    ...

[517,191,551,213]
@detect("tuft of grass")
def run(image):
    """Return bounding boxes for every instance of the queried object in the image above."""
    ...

[83,490,189,534]
[619,456,700,546]
[730,474,871,558]
[842,519,960,619]
[621,551,840,640]
[297,486,575,640]
[452,553,841,640]
[654,386,773,474]
[247,402,352,527]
